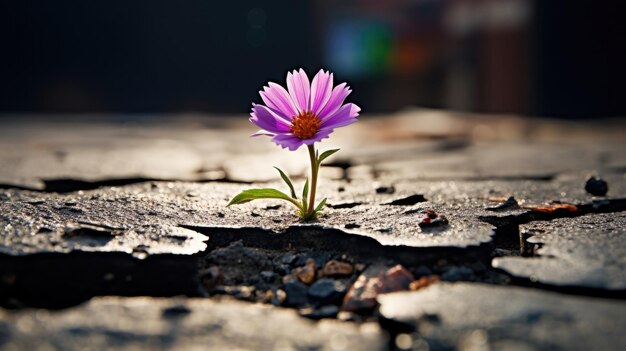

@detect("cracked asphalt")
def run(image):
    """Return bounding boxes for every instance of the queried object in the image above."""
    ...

[1,110,625,350]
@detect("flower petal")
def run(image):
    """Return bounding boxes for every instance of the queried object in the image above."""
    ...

[320,103,360,130]
[302,128,333,145]
[250,129,276,137]
[310,69,333,115]
[271,133,305,151]
[271,129,333,151]
[249,104,292,134]
[317,83,351,120]
[286,69,310,113]
[260,83,298,119]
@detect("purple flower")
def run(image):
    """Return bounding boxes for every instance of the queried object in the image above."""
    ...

[250,68,360,151]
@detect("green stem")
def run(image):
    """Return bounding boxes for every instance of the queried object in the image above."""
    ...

[306,144,318,220]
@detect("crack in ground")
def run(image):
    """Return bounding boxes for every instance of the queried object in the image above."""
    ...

[2,212,625,351]
[185,225,504,326]
[2,188,625,350]
[479,197,626,299]
[479,198,626,228]
[182,225,493,267]
[480,198,626,260]
[0,177,253,193]
[0,252,202,309]
[0,170,556,194]
[0,224,497,310]
[4,202,624,311]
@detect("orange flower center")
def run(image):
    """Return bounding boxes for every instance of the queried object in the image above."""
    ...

[290,111,320,139]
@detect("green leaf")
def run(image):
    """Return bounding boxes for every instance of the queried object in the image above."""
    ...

[313,198,327,214]
[317,148,340,165]
[227,188,301,209]
[273,166,297,199]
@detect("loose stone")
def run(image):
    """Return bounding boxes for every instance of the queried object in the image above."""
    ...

[308,278,347,305]
[342,265,414,312]
[161,304,191,317]
[295,258,317,285]
[263,286,286,306]
[283,280,308,307]
[418,209,449,228]
[523,202,579,214]
[375,185,396,194]
[409,275,440,291]
[376,265,415,293]
[585,176,608,196]
[322,260,354,277]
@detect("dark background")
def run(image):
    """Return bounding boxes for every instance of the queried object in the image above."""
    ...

[0,0,623,118]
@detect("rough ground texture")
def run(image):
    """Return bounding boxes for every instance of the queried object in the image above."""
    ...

[0,296,385,351]
[378,283,626,351]
[1,110,625,350]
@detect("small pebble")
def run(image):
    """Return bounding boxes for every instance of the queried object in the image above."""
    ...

[263,286,286,306]
[162,305,191,317]
[272,289,286,306]
[375,185,396,194]
[376,265,415,294]
[418,209,449,228]
[409,275,440,291]
[342,265,413,312]
[432,215,448,226]
[283,280,309,307]
[585,176,608,196]
[308,278,346,305]
[295,258,317,285]
[322,260,354,277]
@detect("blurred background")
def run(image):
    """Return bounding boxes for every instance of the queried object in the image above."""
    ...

[0,0,623,118]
